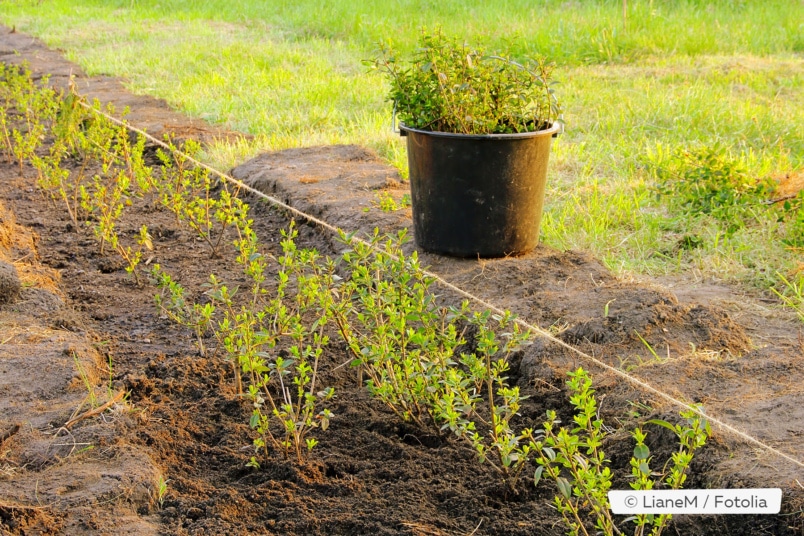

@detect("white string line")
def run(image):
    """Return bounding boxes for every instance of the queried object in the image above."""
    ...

[80,100,804,472]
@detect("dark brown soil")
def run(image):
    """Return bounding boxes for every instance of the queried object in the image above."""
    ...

[0,25,802,536]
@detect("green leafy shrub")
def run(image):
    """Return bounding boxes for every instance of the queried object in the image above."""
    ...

[649,145,776,233]
[151,264,214,355]
[335,230,464,427]
[370,29,561,134]
[0,63,60,172]
[35,99,118,229]
[447,310,537,490]
[335,230,536,489]
[208,222,337,465]
[154,137,245,257]
[533,368,710,536]
[778,190,804,248]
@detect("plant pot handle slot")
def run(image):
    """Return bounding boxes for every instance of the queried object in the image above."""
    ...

[392,105,402,135]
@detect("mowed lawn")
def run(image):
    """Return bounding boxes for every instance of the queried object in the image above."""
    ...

[0,0,802,299]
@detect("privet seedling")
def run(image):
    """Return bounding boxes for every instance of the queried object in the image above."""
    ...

[80,166,152,284]
[183,181,246,257]
[533,367,710,536]
[0,105,12,162]
[41,100,117,228]
[335,229,537,489]
[0,64,60,173]
[151,264,215,356]
[155,136,202,224]
[3,64,154,285]
[82,168,129,255]
[371,191,411,212]
[206,222,336,464]
[113,121,151,196]
[335,229,463,429]
[458,311,537,490]
[32,90,90,224]
[155,137,244,256]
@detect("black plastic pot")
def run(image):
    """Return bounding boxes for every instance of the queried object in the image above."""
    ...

[401,122,560,258]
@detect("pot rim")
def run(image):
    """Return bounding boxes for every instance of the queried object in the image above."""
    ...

[399,121,561,139]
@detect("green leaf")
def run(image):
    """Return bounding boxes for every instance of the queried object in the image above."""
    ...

[556,477,572,499]
[647,418,679,435]
[533,465,544,486]
[633,444,650,460]
[638,461,651,475]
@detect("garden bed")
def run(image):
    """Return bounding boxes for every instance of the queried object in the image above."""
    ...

[0,26,802,536]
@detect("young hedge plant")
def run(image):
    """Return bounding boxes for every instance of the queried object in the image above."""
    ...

[370,29,561,134]
[533,367,710,536]
[334,229,538,490]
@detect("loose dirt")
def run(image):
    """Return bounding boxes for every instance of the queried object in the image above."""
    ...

[0,25,802,536]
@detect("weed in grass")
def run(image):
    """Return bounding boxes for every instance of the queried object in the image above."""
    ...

[648,145,777,234]
[533,367,709,536]
[772,271,804,323]
[778,190,804,248]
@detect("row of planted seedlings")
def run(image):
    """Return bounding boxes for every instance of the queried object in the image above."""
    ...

[1,63,710,536]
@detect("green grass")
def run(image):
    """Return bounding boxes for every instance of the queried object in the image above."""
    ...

[1,0,802,292]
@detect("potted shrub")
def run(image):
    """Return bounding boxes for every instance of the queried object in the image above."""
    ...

[372,30,562,257]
